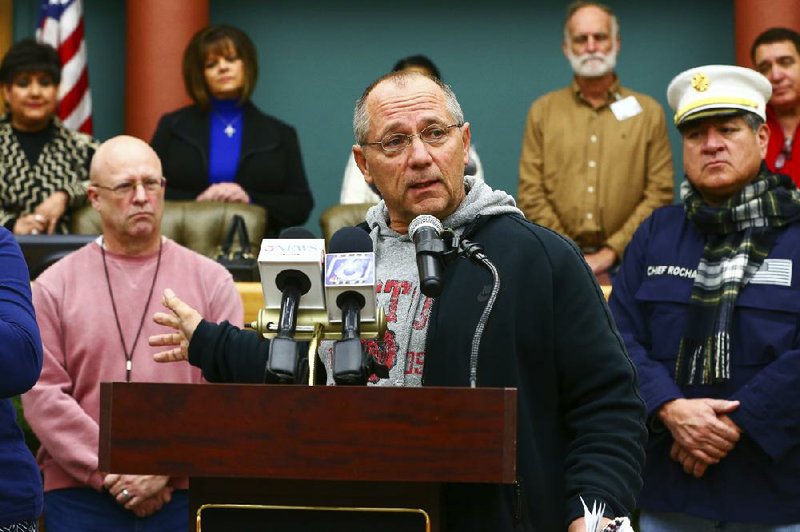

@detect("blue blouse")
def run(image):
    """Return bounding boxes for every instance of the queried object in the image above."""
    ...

[208,98,244,185]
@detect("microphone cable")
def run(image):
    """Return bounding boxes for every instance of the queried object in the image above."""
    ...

[458,238,500,389]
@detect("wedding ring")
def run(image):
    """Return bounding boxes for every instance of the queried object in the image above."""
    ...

[121,488,131,501]
[31,229,39,235]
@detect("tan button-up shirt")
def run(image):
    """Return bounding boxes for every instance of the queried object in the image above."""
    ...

[517,78,674,256]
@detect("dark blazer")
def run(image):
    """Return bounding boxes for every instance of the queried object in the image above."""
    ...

[151,102,314,236]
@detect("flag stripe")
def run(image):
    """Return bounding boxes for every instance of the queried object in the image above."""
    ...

[58,18,83,62]
[36,0,92,135]
[58,67,88,117]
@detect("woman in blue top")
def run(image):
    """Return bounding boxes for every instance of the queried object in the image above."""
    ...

[151,25,313,236]
[0,226,43,531]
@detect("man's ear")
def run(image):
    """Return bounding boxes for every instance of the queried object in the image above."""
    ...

[87,186,102,212]
[757,123,770,158]
[353,145,373,185]
[461,122,472,166]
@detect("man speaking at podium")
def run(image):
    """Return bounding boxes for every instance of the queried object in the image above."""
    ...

[151,71,646,532]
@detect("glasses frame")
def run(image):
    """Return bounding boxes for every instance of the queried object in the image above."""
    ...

[361,123,463,154]
[91,177,167,198]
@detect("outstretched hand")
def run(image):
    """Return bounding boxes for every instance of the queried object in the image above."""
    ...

[149,288,203,363]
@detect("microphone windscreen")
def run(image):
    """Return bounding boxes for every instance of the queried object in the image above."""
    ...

[329,227,373,254]
[279,226,317,239]
[408,215,443,239]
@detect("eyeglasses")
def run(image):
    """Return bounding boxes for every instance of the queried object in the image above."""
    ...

[775,137,793,169]
[91,177,166,197]
[361,123,462,154]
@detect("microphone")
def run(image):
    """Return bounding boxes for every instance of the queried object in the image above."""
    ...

[408,215,447,298]
[324,227,385,384]
[257,228,325,382]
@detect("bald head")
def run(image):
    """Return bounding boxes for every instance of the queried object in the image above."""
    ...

[87,135,165,255]
[90,135,162,186]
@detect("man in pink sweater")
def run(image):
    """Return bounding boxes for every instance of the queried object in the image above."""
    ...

[22,136,244,531]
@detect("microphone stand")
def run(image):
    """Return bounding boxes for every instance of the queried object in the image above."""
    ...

[442,231,501,389]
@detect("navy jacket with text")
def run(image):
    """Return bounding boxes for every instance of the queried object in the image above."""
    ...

[610,204,800,524]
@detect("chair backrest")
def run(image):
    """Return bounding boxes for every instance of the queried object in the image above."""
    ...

[70,200,267,258]
[318,203,375,244]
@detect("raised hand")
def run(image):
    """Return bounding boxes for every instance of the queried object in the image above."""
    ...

[149,288,203,363]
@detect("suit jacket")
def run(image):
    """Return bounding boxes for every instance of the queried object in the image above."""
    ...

[151,102,314,236]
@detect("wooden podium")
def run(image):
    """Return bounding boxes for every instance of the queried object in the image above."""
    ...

[99,382,517,531]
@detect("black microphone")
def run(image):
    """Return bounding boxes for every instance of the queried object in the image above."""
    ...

[279,226,317,239]
[325,227,386,384]
[408,215,446,298]
[264,227,319,383]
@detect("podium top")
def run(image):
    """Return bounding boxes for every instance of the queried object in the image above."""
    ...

[99,382,517,484]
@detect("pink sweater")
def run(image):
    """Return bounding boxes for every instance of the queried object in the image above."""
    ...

[22,238,243,492]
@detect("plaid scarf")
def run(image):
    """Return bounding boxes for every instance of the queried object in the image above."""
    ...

[676,165,800,385]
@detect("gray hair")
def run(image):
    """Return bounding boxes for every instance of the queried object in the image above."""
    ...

[562,1,619,45]
[353,71,465,144]
[677,110,765,135]
[741,111,765,132]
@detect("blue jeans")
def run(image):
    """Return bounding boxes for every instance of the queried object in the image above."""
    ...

[640,510,800,532]
[43,488,188,532]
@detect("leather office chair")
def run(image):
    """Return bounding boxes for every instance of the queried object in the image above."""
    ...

[70,200,267,258]
[318,202,375,243]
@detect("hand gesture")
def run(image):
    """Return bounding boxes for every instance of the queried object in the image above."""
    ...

[149,288,203,363]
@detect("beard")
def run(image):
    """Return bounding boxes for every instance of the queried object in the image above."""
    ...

[566,46,618,77]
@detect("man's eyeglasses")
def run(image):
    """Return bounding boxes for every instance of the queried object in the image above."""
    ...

[91,177,166,197]
[361,123,462,154]
[775,137,793,170]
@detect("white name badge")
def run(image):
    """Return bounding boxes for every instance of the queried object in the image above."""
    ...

[610,96,643,121]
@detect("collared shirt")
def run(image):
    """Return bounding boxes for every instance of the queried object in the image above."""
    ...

[765,105,800,187]
[517,77,674,256]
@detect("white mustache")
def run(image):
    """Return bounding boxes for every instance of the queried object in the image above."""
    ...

[578,53,607,64]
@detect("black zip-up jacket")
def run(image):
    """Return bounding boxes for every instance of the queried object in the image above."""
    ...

[188,213,646,531]
[150,102,313,236]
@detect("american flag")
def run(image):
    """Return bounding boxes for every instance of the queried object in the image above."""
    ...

[36,0,93,134]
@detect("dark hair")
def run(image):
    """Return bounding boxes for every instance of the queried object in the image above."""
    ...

[391,55,442,81]
[678,110,764,135]
[750,27,800,63]
[0,38,61,85]
[182,24,258,109]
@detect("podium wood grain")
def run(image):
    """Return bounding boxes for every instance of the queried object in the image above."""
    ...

[99,382,516,483]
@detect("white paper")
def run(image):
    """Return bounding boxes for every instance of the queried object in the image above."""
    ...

[580,496,635,532]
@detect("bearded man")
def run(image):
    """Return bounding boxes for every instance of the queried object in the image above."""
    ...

[517,0,674,283]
